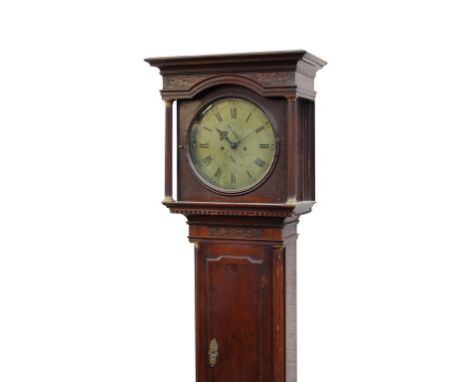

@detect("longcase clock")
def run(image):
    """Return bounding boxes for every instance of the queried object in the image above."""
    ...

[145,50,326,382]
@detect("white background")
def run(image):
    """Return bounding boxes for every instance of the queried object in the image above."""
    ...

[1,1,467,381]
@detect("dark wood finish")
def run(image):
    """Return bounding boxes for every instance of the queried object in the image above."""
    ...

[296,99,316,201]
[287,97,298,202]
[190,212,300,382]
[146,51,326,204]
[164,99,173,201]
[145,51,325,382]
[145,50,326,101]
[196,242,273,382]
[177,86,287,203]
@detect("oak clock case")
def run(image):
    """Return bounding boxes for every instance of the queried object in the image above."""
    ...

[145,51,326,382]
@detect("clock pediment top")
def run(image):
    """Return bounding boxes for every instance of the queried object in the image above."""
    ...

[145,50,325,101]
[144,50,326,75]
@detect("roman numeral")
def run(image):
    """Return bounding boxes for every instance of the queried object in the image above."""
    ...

[246,170,253,179]
[200,142,209,148]
[259,144,270,149]
[231,173,236,183]
[203,126,213,132]
[201,155,212,165]
[230,107,237,119]
[255,158,266,167]
[215,112,223,122]
[214,168,221,179]
[246,111,253,122]
[255,125,266,134]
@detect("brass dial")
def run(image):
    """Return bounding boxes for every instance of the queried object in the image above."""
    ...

[189,97,277,192]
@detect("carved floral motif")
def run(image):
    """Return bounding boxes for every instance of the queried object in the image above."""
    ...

[163,72,295,92]
[245,72,295,87]
[164,75,211,90]
[207,226,262,238]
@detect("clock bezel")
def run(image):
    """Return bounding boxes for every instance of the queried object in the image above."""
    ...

[185,91,280,196]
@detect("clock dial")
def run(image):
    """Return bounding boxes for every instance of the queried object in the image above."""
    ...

[189,97,277,192]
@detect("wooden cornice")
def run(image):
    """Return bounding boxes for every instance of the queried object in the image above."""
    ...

[145,50,326,74]
[145,50,326,101]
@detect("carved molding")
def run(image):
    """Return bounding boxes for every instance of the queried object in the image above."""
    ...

[164,72,296,91]
[208,226,263,239]
[164,74,211,90]
[245,72,295,87]
[163,201,314,218]
[160,73,303,100]
[207,255,263,264]
[179,75,269,98]
[168,207,292,217]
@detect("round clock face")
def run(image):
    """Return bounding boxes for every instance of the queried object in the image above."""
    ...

[189,97,277,193]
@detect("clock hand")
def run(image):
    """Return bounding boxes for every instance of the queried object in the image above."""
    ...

[215,127,226,139]
[235,129,257,145]
[227,124,240,140]
[215,127,238,149]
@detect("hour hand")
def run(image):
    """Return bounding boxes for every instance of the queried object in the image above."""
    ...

[215,127,228,140]
[216,127,237,149]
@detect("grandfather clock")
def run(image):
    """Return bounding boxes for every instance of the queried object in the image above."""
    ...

[145,51,326,382]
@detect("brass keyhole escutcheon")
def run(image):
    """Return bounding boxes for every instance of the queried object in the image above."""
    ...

[208,338,219,367]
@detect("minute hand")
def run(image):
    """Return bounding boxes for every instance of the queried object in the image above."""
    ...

[236,127,262,145]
